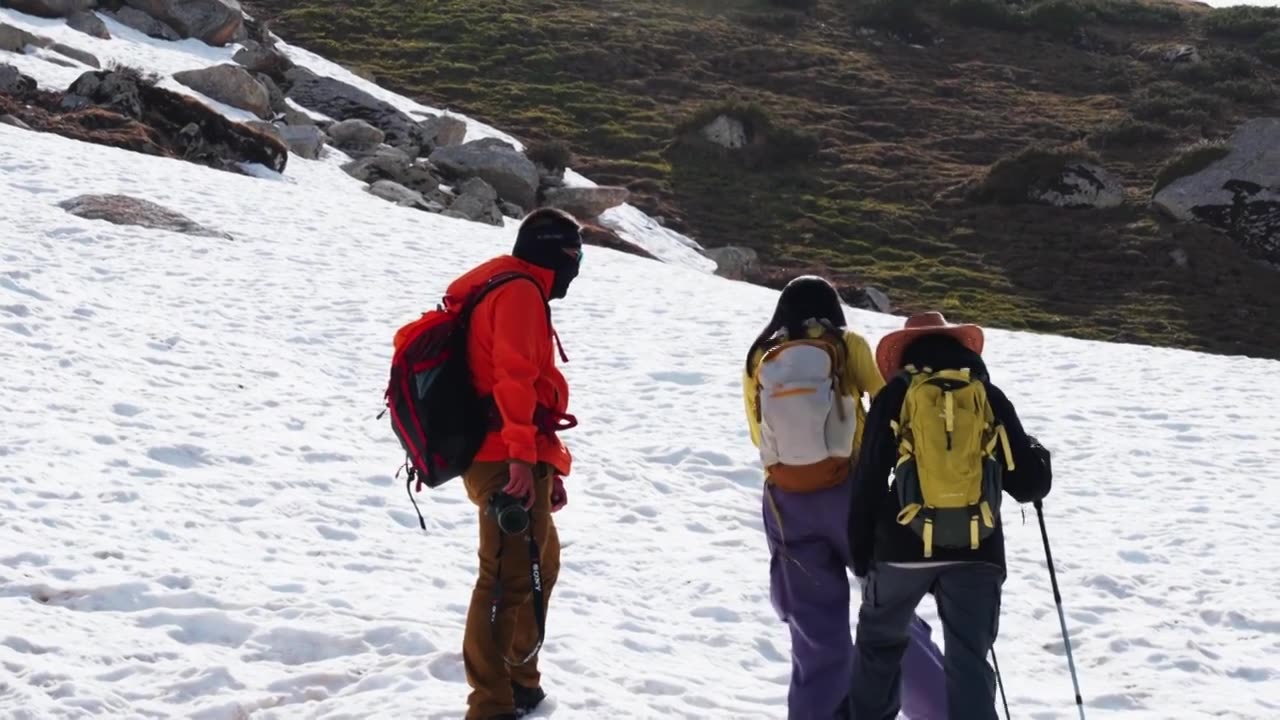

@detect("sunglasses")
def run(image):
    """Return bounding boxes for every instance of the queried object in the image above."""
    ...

[563,246,584,265]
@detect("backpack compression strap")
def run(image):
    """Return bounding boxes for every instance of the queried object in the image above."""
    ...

[489,515,547,666]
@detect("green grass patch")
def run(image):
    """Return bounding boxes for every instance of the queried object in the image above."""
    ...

[1152,141,1230,194]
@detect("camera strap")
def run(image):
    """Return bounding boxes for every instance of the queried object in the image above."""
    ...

[489,514,546,667]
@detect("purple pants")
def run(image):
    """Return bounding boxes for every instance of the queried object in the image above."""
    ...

[764,481,948,720]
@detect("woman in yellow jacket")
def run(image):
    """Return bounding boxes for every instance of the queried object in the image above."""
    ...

[742,276,947,720]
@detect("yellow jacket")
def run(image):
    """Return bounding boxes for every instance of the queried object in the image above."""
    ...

[743,329,886,459]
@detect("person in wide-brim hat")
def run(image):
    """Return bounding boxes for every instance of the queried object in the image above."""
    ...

[875,311,984,380]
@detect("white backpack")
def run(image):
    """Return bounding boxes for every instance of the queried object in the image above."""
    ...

[754,325,857,469]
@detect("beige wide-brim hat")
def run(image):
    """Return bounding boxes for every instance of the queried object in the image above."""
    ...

[875,311,985,380]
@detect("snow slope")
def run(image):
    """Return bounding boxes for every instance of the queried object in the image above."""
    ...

[0,7,714,273]
[3,8,1280,720]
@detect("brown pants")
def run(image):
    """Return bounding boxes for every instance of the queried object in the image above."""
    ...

[462,461,561,719]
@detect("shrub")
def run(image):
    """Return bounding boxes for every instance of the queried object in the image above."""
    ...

[1090,118,1174,148]
[1152,141,1230,194]
[1092,0,1184,28]
[525,139,573,171]
[1260,30,1280,66]
[970,144,1099,204]
[1024,0,1095,39]
[851,0,935,44]
[938,0,1025,30]
[1203,6,1280,40]
[673,99,820,169]
[1132,83,1221,127]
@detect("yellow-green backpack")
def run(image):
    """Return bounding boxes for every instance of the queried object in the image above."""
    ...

[892,365,1016,557]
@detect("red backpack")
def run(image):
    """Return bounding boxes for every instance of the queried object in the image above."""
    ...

[383,271,545,527]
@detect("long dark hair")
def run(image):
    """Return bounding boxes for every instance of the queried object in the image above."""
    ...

[745,275,847,374]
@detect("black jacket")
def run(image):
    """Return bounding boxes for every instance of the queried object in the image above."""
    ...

[849,337,1052,577]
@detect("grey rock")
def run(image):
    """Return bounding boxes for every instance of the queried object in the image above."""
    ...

[284,66,427,154]
[50,42,100,68]
[59,193,231,239]
[366,179,438,211]
[542,185,630,220]
[275,123,326,159]
[122,0,244,46]
[106,6,180,41]
[232,38,293,79]
[67,10,111,39]
[3,0,95,18]
[327,117,384,151]
[420,113,466,148]
[256,72,286,114]
[444,177,503,226]
[1,113,31,129]
[1154,118,1280,264]
[66,68,145,117]
[1028,161,1125,209]
[429,137,540,211]
[341,146,440,195]
[701,114,747,149]
[0,22,47,53]
[173,63,271,118]
[851,286,892,314]
[704,245,758,280]
[0,64,37,95]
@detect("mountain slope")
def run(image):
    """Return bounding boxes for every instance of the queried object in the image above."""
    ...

[3,7,1280,720]
[244,0,1280,360]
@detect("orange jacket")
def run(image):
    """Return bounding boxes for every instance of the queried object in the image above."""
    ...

[446,256,573,476]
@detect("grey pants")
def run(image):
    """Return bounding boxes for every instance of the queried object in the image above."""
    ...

[850,562,1004,720]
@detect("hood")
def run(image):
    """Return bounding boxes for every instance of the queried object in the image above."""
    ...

[445,255,556,305]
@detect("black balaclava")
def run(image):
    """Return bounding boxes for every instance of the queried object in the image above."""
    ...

[512,210,583,300]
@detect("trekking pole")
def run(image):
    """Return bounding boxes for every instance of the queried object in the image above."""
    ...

[991,646,1011,720]
[1034,500,1086,720]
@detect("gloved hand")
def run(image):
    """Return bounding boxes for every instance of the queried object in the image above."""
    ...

[550,474,567,512]
[504,461,536,510]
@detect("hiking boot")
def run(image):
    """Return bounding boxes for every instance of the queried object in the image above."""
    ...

[512,683,546,716]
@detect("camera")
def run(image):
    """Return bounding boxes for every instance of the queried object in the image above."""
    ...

[487,492,530,535]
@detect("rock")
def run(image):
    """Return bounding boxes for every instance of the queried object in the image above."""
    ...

[850,286,892,313]
[429,137,540,211]
[327,117,384,152]
[1163,45,1201,65]
[1028,161,1125,209]
[1153,118,1280,264]
[340,146,440,195]
[701,114,747,149]
[1170,248,1189,268]
[420,113,466,148]
[280,106,315,127]
[106,6,180,41]
[66,67,145,117]
[500,201,523,219]
[173,64,271,119]
[283,66,427,154]
[444,176,503,226]
[580,223,660,260]
[59,193,231,238]
[1,113,31,129]
[275,122,326,159]
[366,179,440,212]
[67,10,110,39]
[0,64,37,95]
[122,0,244,46]
[3,0,95,18]
[256,72,286,114]
[542,186,630,220]
[704,245,759,279]
[49,42,100,68]
[232,38,293,80]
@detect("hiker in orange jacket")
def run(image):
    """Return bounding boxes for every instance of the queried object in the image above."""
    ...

[449,207,583,720]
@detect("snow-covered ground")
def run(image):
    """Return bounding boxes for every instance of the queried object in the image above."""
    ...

[3,5,1280,719]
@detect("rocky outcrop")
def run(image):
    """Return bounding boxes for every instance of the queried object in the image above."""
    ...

[704,245,758,279]
[580,223,659,260]
[121,0,244,46]
[283,67,427,154]
[327,118,384,152]
[1028,161,1125,209]
[701,114,747,149]
[0,112,30,129]
[341,146,440,196]
[106,6,180,41]
[66,10,110,39]
[850,286,892,314]
[173,64,271,119]
[366,179,441,211]
[542,185,629,221]
[276,123,326,159]
[420,113,466,148]
[0,63,36,95]
[1154,118,1280,265]
[0,21,41,52]
[59,193,231,238]
[443,177,503,226]
[232,39,293,81]
[429,137,539,211]
[3,0,95,18]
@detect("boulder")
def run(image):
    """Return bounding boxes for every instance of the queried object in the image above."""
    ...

[701,114,747,149]
[122,0,244,46]
[256,72,286,114]
[420,112,466,148]
[850,286,892,314]
[580,223,659,260]
[1163,45,1201,65]
[67,10,111,39]
[542,186,630,220]
[173,64,271,119]
[1,113,31,129]
[59,193,231,238]
[0,64,36,96]
[327,117,383,152]
[46,42,99,68]
[283,66,427,154]
[1153,118,1280,264]
[366,179,441,212]
[444,176,503,226]
[1027,161,1125,209]
[704,245,758,279]
[275,122,326,159]
[3,0,95,18]
[340,146,440,195]
[232,38,293,80]
[65,67,145,117]
[429,137,539,211]
[0,22,45,53]
[106,6,180,41]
